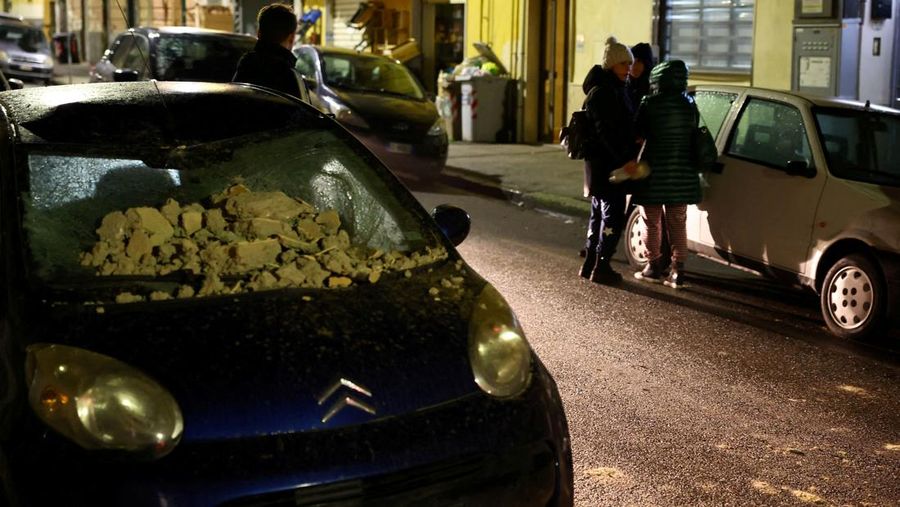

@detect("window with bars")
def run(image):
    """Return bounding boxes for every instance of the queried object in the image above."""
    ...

[660,0,755,74]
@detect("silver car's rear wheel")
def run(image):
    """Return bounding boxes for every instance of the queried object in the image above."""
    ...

[624,206,671,270]
[820,254,887,340]
[625,207,648,269]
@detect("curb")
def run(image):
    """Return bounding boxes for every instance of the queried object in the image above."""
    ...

[442,165,589,220]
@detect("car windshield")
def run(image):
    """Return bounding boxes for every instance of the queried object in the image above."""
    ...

[814,107,900,187]
[22,125,445,302]
[155,33,255,82]
[0,22,48,53]
[321,53,424,100]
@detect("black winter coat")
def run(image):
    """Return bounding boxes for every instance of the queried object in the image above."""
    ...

[232,41,302,99]
[582,68,638,197]
[633,60,702,205]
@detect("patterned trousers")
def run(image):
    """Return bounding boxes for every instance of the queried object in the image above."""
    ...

[639,204,688,264]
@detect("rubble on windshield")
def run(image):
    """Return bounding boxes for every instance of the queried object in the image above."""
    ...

[80,185,448,302]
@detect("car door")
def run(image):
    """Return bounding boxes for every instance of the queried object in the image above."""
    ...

[697,95,827,274]
[688,90,739,246]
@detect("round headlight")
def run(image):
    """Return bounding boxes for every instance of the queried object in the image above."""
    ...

[468,284,533,398]
[428,118,446,136]
[26,344,183,458]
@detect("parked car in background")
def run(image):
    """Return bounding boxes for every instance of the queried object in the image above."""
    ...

[0,81,573,506]
[294,45,448,180]
[90,27,255,83]
[624,86,900,341]
[0,14,53,84]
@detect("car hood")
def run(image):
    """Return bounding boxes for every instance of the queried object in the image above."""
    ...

[26,262,486,442]
[332,88,438,128]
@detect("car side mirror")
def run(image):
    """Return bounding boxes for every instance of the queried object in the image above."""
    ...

[8,78,24,90]
[785,160,816,178]
[113,69,140,82]
[431,204,470,246]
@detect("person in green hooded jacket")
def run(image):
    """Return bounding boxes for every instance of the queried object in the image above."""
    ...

[632,60,702,289]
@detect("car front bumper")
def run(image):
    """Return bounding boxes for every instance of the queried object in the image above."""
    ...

[0,62,53,82]
[351,129,449,180]
[8,361,573,507]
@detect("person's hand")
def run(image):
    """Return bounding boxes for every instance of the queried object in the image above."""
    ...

[623,160,639,175]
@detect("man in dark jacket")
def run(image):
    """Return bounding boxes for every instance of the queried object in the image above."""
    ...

[232,3,302,98]
[578,36,640,285]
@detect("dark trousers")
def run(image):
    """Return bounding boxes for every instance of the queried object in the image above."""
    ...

[584,192,627,260]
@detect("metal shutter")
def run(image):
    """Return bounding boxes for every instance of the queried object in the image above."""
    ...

[330,0,364,49]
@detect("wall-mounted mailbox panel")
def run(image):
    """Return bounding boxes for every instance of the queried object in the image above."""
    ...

[792,22,861,98]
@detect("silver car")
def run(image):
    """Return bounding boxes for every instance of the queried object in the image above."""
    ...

[0,15,53,84]
[624,86,900,341]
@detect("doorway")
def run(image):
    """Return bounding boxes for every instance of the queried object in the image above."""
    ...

[893,1,900,109]
[539,0,568,143]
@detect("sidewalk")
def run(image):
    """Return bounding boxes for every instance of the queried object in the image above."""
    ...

[51,62,92,85]
[443,142,590,217]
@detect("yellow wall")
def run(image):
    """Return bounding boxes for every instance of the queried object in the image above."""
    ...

[464,0,522,77]
[566,0,794,116]
[571,0,654,83]
[464,0,797,141]
[751,0,793,91]
[567,0,654,120]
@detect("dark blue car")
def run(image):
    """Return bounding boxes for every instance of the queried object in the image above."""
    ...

[0,82,573,506]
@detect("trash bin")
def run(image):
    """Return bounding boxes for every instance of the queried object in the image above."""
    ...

[459,75,511,143]
[52,32,80,64]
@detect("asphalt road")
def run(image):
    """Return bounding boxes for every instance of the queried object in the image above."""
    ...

[410,176,900,507]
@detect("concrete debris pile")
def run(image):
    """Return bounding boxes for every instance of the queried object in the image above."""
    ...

[80,184,447,302]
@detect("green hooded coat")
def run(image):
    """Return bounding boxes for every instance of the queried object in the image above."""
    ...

[633,60,702,205]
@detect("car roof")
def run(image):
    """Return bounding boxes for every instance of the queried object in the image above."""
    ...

[300,45,395,61]
[130,26,256,40]
[0,82,320,146]
[0,15,34,27]
[691,84,900,115]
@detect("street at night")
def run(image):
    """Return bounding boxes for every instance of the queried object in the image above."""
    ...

[3,0,900,504]
[413,182,900,506]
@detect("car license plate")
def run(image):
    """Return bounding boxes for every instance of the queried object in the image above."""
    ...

[387,142,412,154]
[18,65,32,72]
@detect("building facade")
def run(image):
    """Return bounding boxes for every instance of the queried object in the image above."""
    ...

[4,0,897,145]
[464,0,900,144]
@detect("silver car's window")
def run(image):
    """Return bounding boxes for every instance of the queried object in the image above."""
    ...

[23,127,440,285]
[815,108,900,187]
[694,91,737,140]
[0,22,48,53]
[727,98,812,170]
